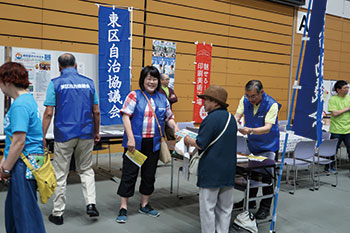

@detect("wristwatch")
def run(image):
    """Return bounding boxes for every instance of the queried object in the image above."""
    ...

[249,129,254,135]
[2,169,11,175]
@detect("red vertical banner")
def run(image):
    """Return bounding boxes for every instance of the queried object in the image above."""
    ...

[193,43,212,123]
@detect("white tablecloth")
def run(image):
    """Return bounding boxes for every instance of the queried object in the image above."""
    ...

[279,132,311,153]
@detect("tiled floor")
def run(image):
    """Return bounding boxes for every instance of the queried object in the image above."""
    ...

[1,153,350,233]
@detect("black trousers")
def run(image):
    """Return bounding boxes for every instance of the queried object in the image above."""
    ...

[249,151,277,210]
[117,138,160,197]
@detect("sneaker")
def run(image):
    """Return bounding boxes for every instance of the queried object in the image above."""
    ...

[138,204,160,217]
[255,208,270,220]
[116,208,128,223]
[233,199,256,209]
[48,214,64,225]
[86,204,99,217]
[329,168,337,174]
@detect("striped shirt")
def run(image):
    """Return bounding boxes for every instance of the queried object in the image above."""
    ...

[121,91,174,138]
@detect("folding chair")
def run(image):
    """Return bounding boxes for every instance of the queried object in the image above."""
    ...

[312,139,339,188]
[283,140,316,194]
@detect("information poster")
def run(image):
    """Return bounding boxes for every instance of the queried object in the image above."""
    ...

[11,48,53,121]
[11,47,98,137]
[152,40,176,89]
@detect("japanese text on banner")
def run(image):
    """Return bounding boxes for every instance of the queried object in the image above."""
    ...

[193,43,212,123]
[98,6,130,125]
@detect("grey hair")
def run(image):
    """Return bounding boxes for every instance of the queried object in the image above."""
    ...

[245,80,263,93]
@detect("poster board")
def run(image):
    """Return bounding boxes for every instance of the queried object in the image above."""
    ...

[11,47,98,137]
[323,79,350,114]
[0,46,5,134]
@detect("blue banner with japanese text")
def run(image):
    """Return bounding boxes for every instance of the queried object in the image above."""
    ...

[99,6,130,125]
[293,0,327,144]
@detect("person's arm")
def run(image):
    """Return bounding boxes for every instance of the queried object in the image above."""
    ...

[0,132,26,177]
[168,89,178,104]
[92,104,101,144]
[330,107,350,117]
[240,123,273,135]
[42,106,54,148]
[241,103,278,135]
[122,114,135,153]
[235,113,243,122]
[167,119,180,135]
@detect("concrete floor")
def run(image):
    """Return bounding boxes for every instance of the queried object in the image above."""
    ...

[1,153,350,233]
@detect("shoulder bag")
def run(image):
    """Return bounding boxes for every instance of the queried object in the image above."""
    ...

[189,112,231,175]
[141,91,172,164]
[20,148,57,204]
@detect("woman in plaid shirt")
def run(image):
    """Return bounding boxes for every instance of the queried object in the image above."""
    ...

[116,66,179,223]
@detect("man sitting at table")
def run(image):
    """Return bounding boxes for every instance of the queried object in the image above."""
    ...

[234,80,281,220]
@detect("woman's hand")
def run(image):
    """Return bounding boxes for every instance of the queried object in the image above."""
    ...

[0,161,11,181]
[127,137,136,153]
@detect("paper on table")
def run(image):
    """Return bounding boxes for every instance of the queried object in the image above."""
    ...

[125,150,148,167]
[237,154,249,163]
[247,154,267,162]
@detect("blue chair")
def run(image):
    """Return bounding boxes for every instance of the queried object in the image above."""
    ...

[283,140,316,194]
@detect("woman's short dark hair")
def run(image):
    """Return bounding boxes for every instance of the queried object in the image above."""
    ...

[0,62,30,89]
[334,80,348,93]
[139,66,161,91]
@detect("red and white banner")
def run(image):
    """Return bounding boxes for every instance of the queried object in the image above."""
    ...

[193,43,212,123]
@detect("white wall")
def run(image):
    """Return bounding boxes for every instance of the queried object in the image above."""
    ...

[302,0,350,19]
[0,46,5,134]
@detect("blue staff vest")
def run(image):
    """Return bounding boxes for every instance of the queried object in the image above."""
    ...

[244,92,281,154]
[122,90,167,152]
[52,67,95,142]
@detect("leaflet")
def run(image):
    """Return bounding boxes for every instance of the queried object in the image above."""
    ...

[247,154,267,162]
[176,129,198,139]
[125,150,148,167]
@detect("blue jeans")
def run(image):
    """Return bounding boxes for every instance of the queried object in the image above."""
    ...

[5,159,46,233]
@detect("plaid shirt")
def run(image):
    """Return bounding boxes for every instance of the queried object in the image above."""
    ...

[121,91,174,138]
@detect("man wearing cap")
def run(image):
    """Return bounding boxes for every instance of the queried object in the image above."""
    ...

[234,80,281,220]
[184,85,237,233]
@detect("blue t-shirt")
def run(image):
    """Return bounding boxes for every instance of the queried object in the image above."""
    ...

[44,80,99,106]
[4,93,44,159]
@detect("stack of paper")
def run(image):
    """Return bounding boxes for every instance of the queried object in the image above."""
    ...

[237,154,249,163]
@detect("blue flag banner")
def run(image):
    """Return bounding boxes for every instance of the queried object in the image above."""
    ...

[99,6,130,125]
[293,0,327,144]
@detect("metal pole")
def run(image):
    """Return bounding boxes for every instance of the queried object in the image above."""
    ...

[270,0,313,232]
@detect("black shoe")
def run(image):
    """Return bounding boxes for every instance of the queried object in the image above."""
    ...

[255,208,270,220]
[233,199,256,209]
[48,214,64,225]
[87,204,99,217]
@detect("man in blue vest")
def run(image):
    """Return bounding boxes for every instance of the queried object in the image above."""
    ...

[234,80,280,220]
[42,53,101,225]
